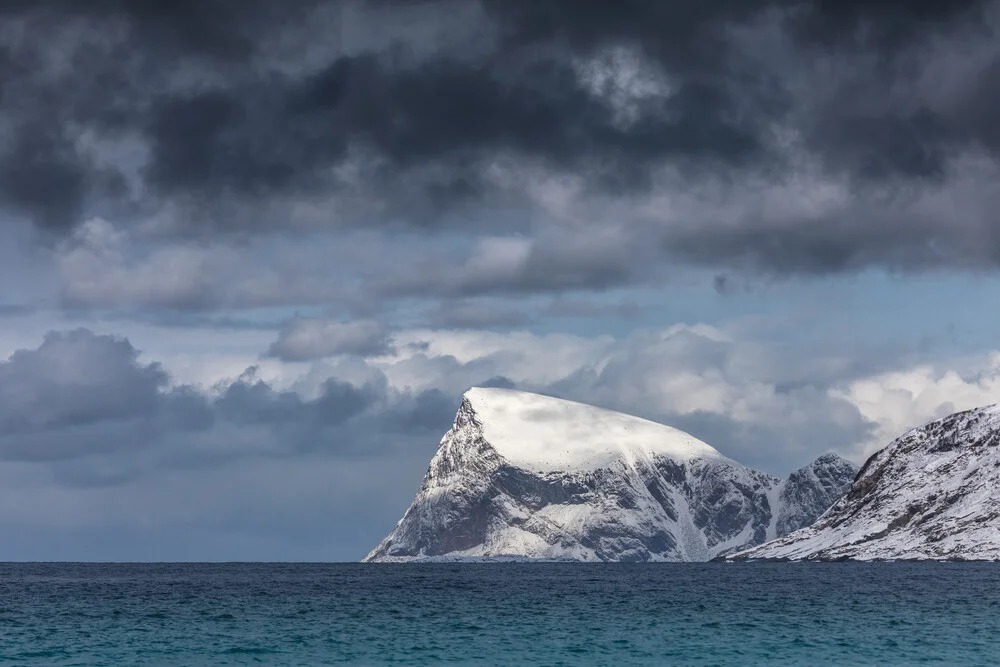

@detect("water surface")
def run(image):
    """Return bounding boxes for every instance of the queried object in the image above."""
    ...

[1,562,997,665]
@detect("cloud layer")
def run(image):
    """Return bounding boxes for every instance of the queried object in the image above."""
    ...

[0,329,451,476]
[5,320,1000,558]
[1,0,998,299]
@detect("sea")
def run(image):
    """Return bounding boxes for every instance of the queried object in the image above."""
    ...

[1,562,998,665]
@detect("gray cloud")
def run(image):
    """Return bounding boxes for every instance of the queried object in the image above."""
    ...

[0,329,168,434]
[1,0,997,287]
[479,375,517,390]
[525,325,895,471]
[0,324,888,477]
[0,329,452,478]
[266,318,395,361]
[377,230,648,299]
[0,322,981,559]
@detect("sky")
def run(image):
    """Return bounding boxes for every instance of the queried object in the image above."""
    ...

[3,0,1000,561]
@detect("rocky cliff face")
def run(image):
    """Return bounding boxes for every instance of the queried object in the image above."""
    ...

[773,453,862,537]
[365,388,857,562]
[731,404,1000,561]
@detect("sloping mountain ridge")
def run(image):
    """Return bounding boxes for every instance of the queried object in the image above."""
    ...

[365,388,857,562]
[730,404,1000,561]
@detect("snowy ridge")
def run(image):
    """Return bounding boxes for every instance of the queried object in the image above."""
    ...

[364,389,857,562]
[731,404,1000,561]
[464,387,724,473]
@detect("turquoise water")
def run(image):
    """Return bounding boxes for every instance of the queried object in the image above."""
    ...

[1,562,998,665]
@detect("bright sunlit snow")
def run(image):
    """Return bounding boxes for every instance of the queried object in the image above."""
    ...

[463,387,725,474]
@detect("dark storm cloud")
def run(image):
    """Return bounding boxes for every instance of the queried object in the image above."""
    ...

[0,0,767,233]
[784,0,988,48]
[1,0,998,277]
[808,110,956,181]
[484,0,987,52]
[0,0,320,60]
[666,194,1000,276]
[135,53,762,218]
[0,129,91,231]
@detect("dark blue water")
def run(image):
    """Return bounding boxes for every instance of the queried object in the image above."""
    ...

[1,562,998,665]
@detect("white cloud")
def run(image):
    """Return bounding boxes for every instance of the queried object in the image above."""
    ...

[833,355,1000,458]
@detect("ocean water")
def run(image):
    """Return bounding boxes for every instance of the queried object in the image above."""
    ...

[1,563,998,665]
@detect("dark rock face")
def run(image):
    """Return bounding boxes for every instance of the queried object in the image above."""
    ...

[732,404,1000,561]
[365,395,858,562]
[775,453,860,537]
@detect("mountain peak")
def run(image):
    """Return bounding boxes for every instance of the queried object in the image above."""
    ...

[809,452,853,466]
[774,452,860,537]
[365,391,858,562]
[461,387,724,474]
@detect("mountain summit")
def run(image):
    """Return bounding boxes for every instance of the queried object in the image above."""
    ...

[365,388,857,562]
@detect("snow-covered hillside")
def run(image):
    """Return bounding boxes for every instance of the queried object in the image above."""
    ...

[364,388,857,562]
[731,404,1000,561]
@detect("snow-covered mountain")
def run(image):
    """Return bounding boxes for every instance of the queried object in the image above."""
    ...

[364,388,857,562]
[731,404,1000,561]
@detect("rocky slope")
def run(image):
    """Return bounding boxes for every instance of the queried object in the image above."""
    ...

[773,453,861,537]
[731,404,1000,561]
[365,388,857,562]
